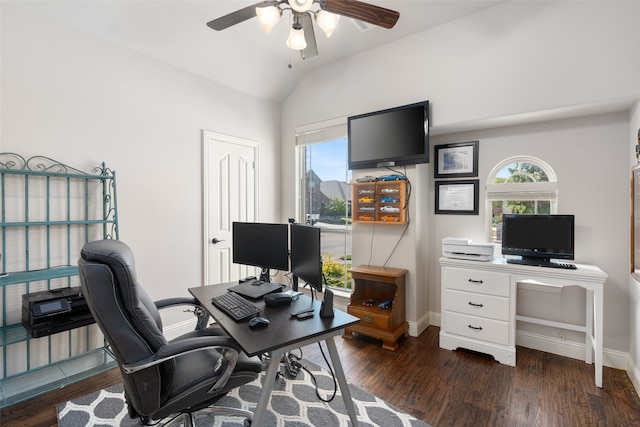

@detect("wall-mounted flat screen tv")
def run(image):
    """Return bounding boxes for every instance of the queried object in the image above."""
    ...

[348,100,429,170]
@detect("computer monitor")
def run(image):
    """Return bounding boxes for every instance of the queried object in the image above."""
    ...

[290,223,334,318]
[501,214,575,266]
[232,222,289,282]
[290,223,323,292]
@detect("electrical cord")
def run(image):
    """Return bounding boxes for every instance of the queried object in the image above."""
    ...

[301,343,338,403]
[380,166,411,267]
[278,344,338,403]
[367,219,376,266]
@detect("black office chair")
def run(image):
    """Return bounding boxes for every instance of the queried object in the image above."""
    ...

[78,239,262,426]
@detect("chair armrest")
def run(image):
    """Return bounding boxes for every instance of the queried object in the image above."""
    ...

[154,297,210,330]
[156,336,243,359]
[155,297,199,309]
[122,336,244,394]
[122,335,243,394]
[122,335,243,374]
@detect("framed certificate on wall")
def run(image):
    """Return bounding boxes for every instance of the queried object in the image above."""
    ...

[435,180,479,215]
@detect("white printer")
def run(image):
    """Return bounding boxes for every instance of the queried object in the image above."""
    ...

[442,237,495,262]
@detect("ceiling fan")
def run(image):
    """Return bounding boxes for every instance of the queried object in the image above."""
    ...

[206,0,400,60]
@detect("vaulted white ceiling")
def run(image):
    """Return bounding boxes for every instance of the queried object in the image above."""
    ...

[14,1,504,103]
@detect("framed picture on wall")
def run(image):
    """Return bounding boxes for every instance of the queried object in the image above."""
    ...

[435,179,479,215]
[434,141,479,178]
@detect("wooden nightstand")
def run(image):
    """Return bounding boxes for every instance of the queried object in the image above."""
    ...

[343,265,408,350]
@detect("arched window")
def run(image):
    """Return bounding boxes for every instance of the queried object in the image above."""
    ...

[486,156,558,244]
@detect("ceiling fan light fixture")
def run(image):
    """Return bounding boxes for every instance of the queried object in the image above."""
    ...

[286,24,307,50]
[208,1,400,59]
[256,6,281,33]
[288,0,313,13]
[315,10,340,37]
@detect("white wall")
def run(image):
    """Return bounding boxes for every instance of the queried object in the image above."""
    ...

[281,1,640,360]
[1,3,281,307]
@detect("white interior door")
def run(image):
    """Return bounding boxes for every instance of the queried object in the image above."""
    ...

[203,131,257,284]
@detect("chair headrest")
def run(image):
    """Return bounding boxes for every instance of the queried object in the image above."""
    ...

[80,240,141,308]
[81,239,135,269]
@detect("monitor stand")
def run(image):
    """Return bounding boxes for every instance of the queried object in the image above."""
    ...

[290,303,314,317]
[506,257,551,267]
[289,275,315,317]
[290,288,335,318]
[506,257,575,269]
[259,267,271,282]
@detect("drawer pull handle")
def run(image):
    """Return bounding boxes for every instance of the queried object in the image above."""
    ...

[468,325,483,331]
[362,315,373,323]
[468,279,483,284]
[468,302,484,308]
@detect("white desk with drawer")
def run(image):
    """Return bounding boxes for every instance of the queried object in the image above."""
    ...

[439,257,607,388]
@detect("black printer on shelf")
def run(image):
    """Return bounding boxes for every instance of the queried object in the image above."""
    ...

[22,286,95,338]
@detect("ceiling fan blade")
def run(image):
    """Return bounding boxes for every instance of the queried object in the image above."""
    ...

[299,13,318,60]
[206,1,277,31]
[324,0,399,29]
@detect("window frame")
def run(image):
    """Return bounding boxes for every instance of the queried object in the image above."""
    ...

[295,118,352,291]
[485,156,558,244]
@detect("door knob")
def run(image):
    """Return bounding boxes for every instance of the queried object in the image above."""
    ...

[211,238,225,244]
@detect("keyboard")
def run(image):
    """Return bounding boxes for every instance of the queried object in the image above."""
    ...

[211,292,261,321]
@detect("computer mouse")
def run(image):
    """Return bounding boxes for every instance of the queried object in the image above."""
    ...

[248,316,270,328]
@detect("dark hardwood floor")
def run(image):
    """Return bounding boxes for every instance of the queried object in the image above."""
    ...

[2,325,640,426]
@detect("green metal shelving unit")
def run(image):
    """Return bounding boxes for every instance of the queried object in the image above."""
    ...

[0,153,119,408]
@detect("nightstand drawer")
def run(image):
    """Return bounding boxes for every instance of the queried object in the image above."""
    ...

[444,311,509,346]
[444,289,510,321]
[347,306,391,330]
[443,267,510,297]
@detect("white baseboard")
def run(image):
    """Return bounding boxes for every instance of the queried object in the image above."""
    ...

[429,311,441,328]
[515,330,628,370]
[628,354,640,398]
[408,312,432,337]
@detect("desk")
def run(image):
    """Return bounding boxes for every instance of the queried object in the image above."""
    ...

[439,257,607,387]
[189,283,360,426]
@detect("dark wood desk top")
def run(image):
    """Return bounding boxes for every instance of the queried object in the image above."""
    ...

[188,283,359,357]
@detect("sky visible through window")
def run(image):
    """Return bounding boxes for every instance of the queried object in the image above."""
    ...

[308,138,351,182]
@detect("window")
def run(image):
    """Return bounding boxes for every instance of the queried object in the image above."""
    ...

[486,156,558,244]
[295,119,353,290]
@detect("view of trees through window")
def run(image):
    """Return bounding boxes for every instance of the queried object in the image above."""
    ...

[299,138,353,290]
[489,161,554,243]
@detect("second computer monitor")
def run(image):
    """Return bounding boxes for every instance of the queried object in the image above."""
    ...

[290,223,323,292]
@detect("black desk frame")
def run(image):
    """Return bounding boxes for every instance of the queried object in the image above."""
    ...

[189,283,360,426]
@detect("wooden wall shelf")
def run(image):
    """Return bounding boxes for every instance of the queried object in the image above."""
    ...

[352,180,407,224]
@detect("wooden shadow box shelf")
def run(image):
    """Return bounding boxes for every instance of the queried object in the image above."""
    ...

[352,180,407,224]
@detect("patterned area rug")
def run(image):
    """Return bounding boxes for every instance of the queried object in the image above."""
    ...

[57,359,430,426]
